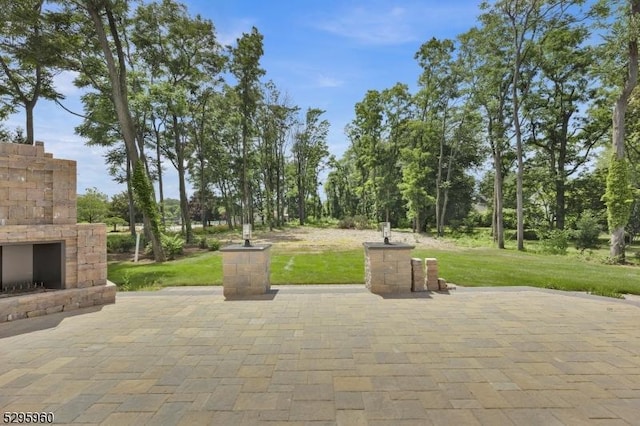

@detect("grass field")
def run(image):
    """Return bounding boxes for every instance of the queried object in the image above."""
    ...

[108,241,640,297]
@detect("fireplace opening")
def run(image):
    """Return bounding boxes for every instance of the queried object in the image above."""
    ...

[0,242,64,296]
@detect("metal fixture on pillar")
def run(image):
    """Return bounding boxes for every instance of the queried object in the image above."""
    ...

[243,223,252,247]
[381,222,391,245]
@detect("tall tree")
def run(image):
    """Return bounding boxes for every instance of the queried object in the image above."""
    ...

[291,108,329,225]
[132,0,224,243]
[0,0,65,144]
[61,0,165,261]
[525,18,603,230]
[459,23,513,248]
[257,81,298,229]
[598,0,640,261]
[229,27,265,225]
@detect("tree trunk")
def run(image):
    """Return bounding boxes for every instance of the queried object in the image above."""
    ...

[153,123,165,226]
[25,101,35,145]
[494,164,505,249]
[609,0,640,260]
[126,158,136,237]
[172,115,192,243]
[200,158,207,228]
[435,144,444,236]
[512,47,525,251]
[610,95,631,260]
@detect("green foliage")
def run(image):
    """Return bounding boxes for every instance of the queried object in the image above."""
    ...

[77,187,109,223]
[574,211,602,251]
[603,156,633,232]
[337,216,356,229]
[626,201,640,243]
[537,229,570,255]
[192,224,230,235]
[305,217,338,228]
[162,234,185,259]
[0,0,67,143]
[337,215,373,230]
[106,234,136,253]
[197,237,207,249]
[104,216,128,232]
[145,233,184,260]
[131,160,163,237]
[207,239,221,251]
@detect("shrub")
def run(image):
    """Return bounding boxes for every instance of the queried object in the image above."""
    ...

[354,215,372,230]
[198,237,207,249]
[208,224,229,234]
[107,234,136,253]
[193,224,230,235]
[145,233,185,260]
[462,214,477,234]
[574,211,602,252]
[337,216,356,229]
[538,229,569,255]
[208,239,221,251]
[161,234,184,259]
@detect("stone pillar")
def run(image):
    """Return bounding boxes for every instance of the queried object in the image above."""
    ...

[411,258,425,292]
[425,258,439,291]
[220,244,271,298]
[363,242,415,294]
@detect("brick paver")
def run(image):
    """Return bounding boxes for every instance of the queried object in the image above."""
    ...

[1,285,639,425]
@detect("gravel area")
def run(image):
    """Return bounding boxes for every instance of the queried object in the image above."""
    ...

[250,227,453,250]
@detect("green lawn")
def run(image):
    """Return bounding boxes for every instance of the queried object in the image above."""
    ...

[108,245,640,297]
[108,250,365,290]
[414,248,640,297]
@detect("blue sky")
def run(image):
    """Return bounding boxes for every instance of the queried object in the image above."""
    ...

[6,0,483,200]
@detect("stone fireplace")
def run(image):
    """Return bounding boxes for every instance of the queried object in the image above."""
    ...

[0,141,115,322]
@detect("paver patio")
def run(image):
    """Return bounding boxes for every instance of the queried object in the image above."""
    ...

[0,285,639,425]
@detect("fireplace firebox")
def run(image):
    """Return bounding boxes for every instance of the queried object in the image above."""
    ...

[0,242,64,293]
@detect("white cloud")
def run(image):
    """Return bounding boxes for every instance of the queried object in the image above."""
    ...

[313,3,478,46]
[52,71,81,97]
[315,6,416,45]
[216,18,257,47]
[316,74,344,88]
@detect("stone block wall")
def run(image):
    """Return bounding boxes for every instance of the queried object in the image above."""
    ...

[363,243,414,294]
[0,141,76,226]
[221,244,271,298]
[77,224,108,288]
[0,283,116,322]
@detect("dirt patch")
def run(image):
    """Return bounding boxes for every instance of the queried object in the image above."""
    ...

[251,227,453,251]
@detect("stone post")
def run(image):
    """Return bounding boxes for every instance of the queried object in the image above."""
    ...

[411,258,425,292]
[363,242,415,294]
[220,244,271,298]
[425,258,439,291]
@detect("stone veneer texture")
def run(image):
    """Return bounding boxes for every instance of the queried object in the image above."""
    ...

[221,244,271,298]
[363,242,414,294]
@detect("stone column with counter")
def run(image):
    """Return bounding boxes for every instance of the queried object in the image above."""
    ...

[220,244,271,298]
[363,242,415,294]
